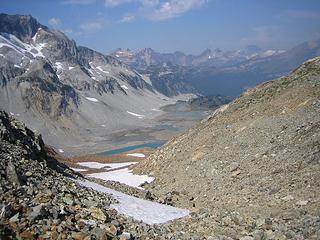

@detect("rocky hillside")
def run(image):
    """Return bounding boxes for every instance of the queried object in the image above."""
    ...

[135,57,320,238]
[0,110,206,239]
[0,14,189,151]
[0,110,116,238]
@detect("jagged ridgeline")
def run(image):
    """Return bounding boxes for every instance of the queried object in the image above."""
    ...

[112,40,320,96]
[135,57,320,237]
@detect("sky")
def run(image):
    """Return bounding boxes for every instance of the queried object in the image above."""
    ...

[1,0,320,54]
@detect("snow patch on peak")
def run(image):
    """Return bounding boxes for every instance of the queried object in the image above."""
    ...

[0,32,48,59]
[55,62,63,70]
[32,28,42,43]
[127,111,145,119]
[96,66,109,74]
[121,85,129,90]
[86,97,99,102]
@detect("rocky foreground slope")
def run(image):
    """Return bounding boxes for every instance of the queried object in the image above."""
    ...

[135,58,320,238]
[0,111,197,239]
[0,111,119,238]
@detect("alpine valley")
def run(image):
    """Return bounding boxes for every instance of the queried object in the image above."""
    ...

[0,11,320,240]
[0,14,197,153]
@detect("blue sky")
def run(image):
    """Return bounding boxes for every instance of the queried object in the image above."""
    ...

[1,0,320,54]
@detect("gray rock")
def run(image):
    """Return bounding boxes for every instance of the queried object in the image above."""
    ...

[252,229,265,240]
[9,213,19,223]
[229,162,240,172]
[83,199,97,208]
[105,223,117,236]
[30,205,43,221]
[256,218,265,228]
[6,158,20,186]
[90,227,107,239]
[89,207,107,222]
[62,195,74,205]
[119,232,131,239]
[296,200,308,206]
[240,237,254,240]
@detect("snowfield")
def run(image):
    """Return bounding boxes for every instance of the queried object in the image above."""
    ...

[88,168,153,189]
[71,168,87,172]
[77,162,137,170]
[127,153,145,158]
[77,180,190,224]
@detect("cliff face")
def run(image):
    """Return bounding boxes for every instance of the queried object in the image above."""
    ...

[135,58,320,237]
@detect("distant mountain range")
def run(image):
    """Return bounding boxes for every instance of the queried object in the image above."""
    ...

[112,39,320,96]
[111,45,285,69]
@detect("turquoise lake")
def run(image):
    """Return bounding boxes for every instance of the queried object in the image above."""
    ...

[96,141,166,156]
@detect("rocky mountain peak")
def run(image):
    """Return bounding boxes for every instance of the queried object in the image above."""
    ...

[0,14,47,42]
[200,48,212,56]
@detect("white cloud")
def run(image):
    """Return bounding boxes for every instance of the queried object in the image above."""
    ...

[79,22,103,33]
[106,0,207,21]
[62,0,96,4]
[121,14,136,23]
[105,0,132,7]
[62,29,74,34]
[48,18,62,28]
[140,0,159,7]
[147,0,207,21]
